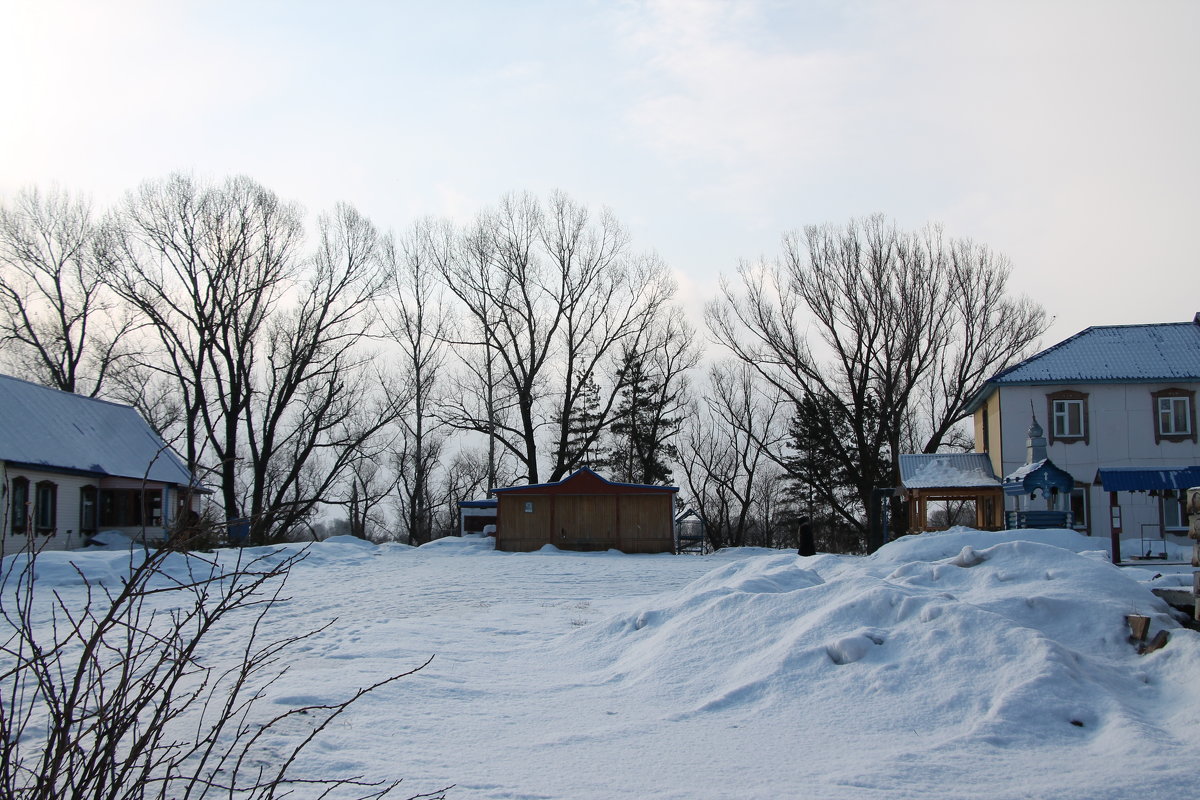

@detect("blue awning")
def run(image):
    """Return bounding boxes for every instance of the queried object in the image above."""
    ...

[1096,466,1200,492]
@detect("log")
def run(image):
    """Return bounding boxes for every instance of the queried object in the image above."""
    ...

[1126,614,1150,642]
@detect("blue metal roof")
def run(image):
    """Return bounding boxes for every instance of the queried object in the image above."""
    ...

[965,317,1200,413]
[458,499,498,509]
[898,453,1000,489]
[1096,466,1200,492]
[0,374,194,486]
[992,320,1200,385]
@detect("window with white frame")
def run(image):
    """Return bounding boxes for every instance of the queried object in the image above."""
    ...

[1051,398,1085,440]
[1158,396,1191,436]
[1069,486,1089,532]
[1151,388,1196,443]
[1162,490,1187,531]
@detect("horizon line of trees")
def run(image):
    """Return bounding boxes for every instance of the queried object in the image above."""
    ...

[0,176,1048,550]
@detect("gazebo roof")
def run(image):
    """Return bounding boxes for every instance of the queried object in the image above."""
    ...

[899,453,1001,490]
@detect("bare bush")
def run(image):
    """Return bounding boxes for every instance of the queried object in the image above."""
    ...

[0,538,446,800]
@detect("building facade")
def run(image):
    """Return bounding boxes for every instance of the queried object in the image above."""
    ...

[967,316,1200,557]
[491,467,678,553]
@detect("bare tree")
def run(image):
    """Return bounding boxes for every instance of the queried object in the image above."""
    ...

[436,191,674,484]
[384,221,453,544]
[336,431,402,543]
[100,174,302,492]
[240,205,401,542]
[707,215,1047,549]
[0,186,131,396]
[676,362,787,549]
[102,175,398,543]
[426,448,499,540]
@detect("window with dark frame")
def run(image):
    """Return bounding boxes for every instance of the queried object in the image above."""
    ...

[10,477,29,534]
[34,480,56,535]
[80,485,98,534]
[99,488,165,528]
[1069,486,1089,533]
[1162,491,1187,531]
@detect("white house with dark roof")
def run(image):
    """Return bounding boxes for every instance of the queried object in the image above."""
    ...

[965,314,1200,559]
[1,374,200,556]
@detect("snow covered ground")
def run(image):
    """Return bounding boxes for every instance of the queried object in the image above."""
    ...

[8,528,1200,799]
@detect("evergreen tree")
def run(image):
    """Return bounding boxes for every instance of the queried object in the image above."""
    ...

[602,348,682,485]
[552,371,605,472]
[786,392,888,552]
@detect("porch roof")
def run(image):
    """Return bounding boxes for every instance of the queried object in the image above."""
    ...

[1095,466,1200,492]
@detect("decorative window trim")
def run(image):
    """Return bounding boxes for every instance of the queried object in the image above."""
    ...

[1151,388,1196,444]
[1047,390,1089,445]
[10,477,29,535]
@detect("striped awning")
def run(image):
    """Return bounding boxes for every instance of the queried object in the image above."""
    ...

[1096,466,1200,492]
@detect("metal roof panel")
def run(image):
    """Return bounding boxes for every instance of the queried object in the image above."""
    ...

[0,374,193,486]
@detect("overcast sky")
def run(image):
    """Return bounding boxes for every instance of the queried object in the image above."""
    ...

[3,0,1197,347]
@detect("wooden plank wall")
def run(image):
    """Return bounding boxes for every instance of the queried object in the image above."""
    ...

[496,492,675,553]
[618,495,673,553]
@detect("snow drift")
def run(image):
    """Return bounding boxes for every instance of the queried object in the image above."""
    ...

[4,528,1198,799]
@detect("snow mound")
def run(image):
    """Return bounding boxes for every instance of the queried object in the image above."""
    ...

[566,537,1197,754]
[83,530,138,549]
[873,526,1107,563]
[322,534,379,548]
[417,535,497,554]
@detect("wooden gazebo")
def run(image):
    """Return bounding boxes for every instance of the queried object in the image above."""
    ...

[899,453,1005,532]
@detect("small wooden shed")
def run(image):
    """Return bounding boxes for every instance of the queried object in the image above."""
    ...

[490,467,679,553]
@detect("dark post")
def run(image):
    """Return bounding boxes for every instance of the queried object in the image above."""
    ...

[797,515,815,557]
[869,488,896,551]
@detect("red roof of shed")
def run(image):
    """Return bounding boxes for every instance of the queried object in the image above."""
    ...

[490,467,679,496]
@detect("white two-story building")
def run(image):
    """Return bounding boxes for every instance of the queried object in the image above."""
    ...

[967,315,1200,559]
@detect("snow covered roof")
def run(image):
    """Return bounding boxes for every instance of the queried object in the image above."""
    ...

[0,374,193,486]
[1002,458,1075,497]
[966,317,1200,411]
[899,453,1001,489]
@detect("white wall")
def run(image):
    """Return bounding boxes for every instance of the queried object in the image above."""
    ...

[2,464,185,557]
[1,464,93,557]
[995,382,1200,551]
